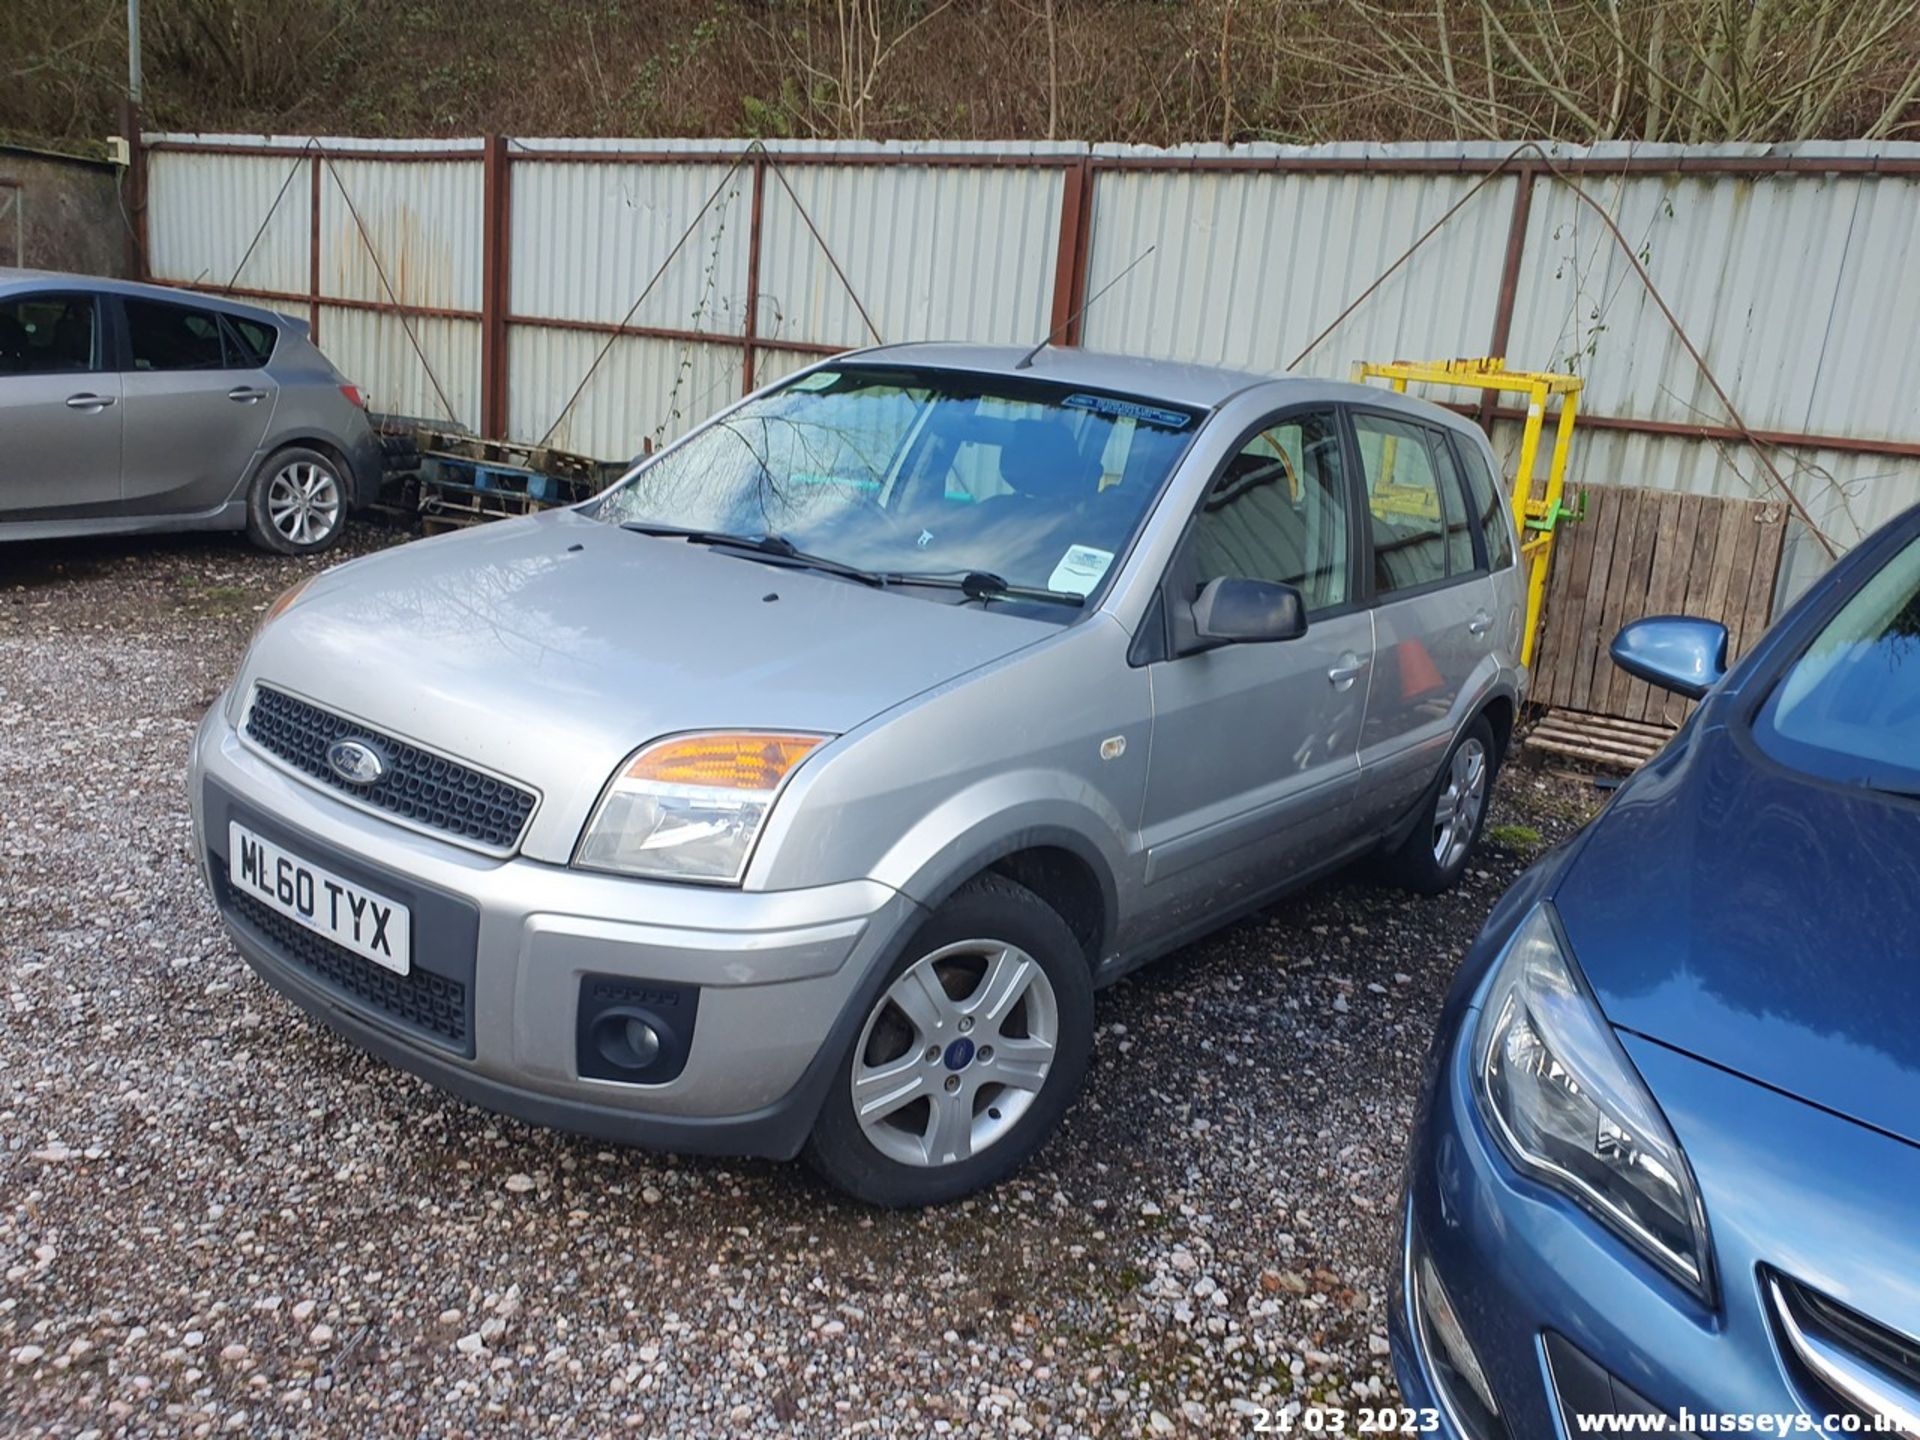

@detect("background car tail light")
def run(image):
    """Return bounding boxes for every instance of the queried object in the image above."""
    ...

[339,383,366,409]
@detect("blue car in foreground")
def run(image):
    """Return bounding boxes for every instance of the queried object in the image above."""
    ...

[1394,503,1920,1438]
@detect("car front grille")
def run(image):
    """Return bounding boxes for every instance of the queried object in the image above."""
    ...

[245,685,537,852]
[220,876,471,1053]
[1768,1270,1920,1434]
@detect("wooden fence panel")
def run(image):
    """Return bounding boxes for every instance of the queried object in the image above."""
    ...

[1530,485,1788,723]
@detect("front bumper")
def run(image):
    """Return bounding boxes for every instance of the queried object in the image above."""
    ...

[1393,997,1920,1437]
[188,701,922,1158]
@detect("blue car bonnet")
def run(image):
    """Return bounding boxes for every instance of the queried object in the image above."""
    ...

[1552,719,1920,1148]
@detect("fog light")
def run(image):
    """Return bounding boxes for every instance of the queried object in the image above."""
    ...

[1415,1248,1502,1434]
[575,976,699,1085]
[624,1017,661,1066]
[597,1012,662,1071]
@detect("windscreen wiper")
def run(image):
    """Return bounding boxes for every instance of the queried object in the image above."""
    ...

[620,523,887,588]
[884,569,1086,608]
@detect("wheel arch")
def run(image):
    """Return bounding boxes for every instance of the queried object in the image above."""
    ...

[1479,690,1516,765]
[1381,685,1519,856]
[250,435,361,507]
[907,827,1118,974]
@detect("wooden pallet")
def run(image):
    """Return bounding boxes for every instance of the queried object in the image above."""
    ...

[1528,486,1788,730]
[375,420,629,532]
[1524,708,1676,769]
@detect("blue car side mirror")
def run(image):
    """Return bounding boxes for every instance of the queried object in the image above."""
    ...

[1610,616,1730,700]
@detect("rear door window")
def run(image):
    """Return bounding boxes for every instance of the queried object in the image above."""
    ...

[221,314,278,368]
[125,299,230,371]
[1353,412,1476,595]
[1429,432,1479,576]
[0,293,100,375]
[1455,437,1516,570]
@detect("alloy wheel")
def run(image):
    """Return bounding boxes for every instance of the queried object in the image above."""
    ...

[266,461,342,547]
[1431,736,1489,871]
[850,940,1059,1168]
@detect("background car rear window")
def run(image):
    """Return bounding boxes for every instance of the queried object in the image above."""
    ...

[1754,533,1920,796]
[126,299,229,371]
[1353,413,1473,593]
[221,314,277,368]
[1187,411,1350,611]
[0,294,97,375]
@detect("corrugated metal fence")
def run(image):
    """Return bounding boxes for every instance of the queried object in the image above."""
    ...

[138,134,1920,602]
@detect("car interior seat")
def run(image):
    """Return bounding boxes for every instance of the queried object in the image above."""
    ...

[49,305,93,371]
[0,313,30,373]
[996,419,1102,505]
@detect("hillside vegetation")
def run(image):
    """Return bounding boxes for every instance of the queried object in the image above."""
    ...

[7,0,1919,152]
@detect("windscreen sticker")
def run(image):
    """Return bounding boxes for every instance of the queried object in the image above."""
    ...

[1061,393,1193,429]
[788,370,841,391]
[1048,544,1115,596]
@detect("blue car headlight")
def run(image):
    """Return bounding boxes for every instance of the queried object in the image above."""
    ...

[1471,903,1715,1303]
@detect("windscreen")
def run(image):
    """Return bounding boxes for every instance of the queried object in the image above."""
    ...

[1753,533,1920,795]
[594,366,1201,598]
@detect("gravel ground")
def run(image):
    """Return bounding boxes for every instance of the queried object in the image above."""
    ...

[0,525,1602,1439]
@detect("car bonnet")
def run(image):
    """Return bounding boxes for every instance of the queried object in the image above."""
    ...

[235,508,1059,863]
[1551,721,1920,1148]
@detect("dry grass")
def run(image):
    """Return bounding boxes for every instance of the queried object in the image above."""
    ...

[5,0,1918,149]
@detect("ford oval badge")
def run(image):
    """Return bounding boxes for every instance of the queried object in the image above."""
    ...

[326,737,389,786]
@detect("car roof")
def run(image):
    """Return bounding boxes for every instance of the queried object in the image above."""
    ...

[0,267,294,328]
[0,278,1474,435]
[832,341,1476,433]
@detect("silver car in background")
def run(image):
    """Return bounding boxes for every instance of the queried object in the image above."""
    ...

[187,344,1526,1205]
[0,269,380,554]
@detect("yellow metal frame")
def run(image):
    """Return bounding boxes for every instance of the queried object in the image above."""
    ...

[1350,356,1582,669]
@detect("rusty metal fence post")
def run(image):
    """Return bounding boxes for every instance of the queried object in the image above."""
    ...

[1479,161,1536,430]
[1048,156,1095,346]
[307,155,321,344]
[742,153,767,395]
[481,135,512,438]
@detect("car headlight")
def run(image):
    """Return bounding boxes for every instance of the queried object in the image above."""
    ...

[1471,903,1714,1302]
[255,577,314,637]
[225,578,314,726]
[573,731,826,884]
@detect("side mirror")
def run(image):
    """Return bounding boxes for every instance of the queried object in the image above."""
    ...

[1610,616,1729,699]
[1191,576,1308,646]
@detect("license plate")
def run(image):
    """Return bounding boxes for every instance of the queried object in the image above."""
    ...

[228,821,411,976]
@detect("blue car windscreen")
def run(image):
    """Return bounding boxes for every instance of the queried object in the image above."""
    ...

[1754,534,1920,795]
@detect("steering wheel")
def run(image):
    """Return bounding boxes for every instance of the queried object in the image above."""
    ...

[847,491,914,540]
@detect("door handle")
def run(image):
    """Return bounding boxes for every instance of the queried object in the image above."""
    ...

[65,393,116,411]
[227,386,268,403]
[1327,655,1368,689]
[1468,611,1494,637]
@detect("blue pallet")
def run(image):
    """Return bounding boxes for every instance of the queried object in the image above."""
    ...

[421,455,574,505]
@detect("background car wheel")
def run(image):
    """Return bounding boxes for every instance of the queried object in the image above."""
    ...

[1382,714,1498,895]
[246,446,348,555]
[804,875,1094,1207]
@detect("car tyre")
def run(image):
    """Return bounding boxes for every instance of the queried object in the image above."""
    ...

[804,875,1094,1207]
[1382,714,1498,895]
[245,445,349,556]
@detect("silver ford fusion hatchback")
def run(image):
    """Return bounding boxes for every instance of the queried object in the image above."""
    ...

[0,269,379,554]
[188,343,1526,1205]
